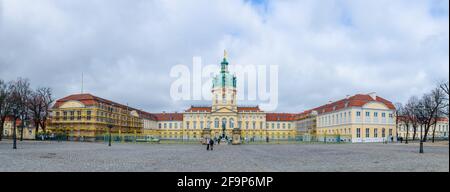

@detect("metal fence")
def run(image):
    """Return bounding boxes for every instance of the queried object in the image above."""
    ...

[33,132,356,144]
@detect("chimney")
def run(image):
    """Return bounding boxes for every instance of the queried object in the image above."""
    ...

[368,92,377,100]
[346,95,350,99]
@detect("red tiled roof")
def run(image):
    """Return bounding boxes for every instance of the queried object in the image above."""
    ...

[436,117,449,122]
[153,113,183,121]
[238,106,261,112]
[186,106,212,112]
[398,116,448,122]
[53,93,134,110]
[294,110,314,120]
[266,113,296,121]
[138,111,158,121]
[310,94,395,115]
[3,116,22,125]
[52,93,157,120]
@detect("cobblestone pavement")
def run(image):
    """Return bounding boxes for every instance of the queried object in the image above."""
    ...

[0,140,448,172]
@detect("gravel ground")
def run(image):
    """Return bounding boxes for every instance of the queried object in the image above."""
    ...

[0,140,448,172]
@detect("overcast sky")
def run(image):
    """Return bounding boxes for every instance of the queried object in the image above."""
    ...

[0,0,448,113]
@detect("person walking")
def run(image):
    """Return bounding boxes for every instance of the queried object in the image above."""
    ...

[206,137,210,151]
[209,138,214,151]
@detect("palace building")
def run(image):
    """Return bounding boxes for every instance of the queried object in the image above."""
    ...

[48,53,398,143]
[397,117,448,139]
[2,116,36,140]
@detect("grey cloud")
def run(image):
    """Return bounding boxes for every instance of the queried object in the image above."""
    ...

[0,0,448,113]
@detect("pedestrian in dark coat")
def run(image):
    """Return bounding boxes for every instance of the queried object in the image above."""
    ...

[209,138,214,151]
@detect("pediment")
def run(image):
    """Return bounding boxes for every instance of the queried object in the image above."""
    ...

[213,107,237,113]
[59,100,85,108]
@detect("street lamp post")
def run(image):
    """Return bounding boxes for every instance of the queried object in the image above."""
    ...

[419,125,424,153]
[107,118,113,147]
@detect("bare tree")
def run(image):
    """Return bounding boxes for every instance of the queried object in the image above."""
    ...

[403,96,420,143]
[416,88,446,143]
[394,102,403,140]
[0,79,12,141]
[439,81,449,117]
[39,87,53,133]
[440,81,449,96]
[28,87,53,137]
[8,78,31,149]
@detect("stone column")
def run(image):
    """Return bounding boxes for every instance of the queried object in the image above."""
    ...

[202,128,211,145]
[232,128,242,145]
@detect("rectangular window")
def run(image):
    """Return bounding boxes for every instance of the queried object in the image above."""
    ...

[366,112,370,117]
[158,123,162,129]
[357,128,361,138]
[382,113,386,118]
[374,128,378,138]
[374,112,378,117]
[356,111,361,117]
[365,128,370,138]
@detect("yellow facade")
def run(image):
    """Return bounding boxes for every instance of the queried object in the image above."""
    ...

[397,119,449,139]
[48,56,397,144]
[314,100,396,142]
[2,119,36,140]
[49,98,144,140]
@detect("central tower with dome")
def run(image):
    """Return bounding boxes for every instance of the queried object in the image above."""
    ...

[212,50,237,112]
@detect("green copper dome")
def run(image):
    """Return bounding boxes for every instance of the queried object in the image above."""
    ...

[212,56,236,89]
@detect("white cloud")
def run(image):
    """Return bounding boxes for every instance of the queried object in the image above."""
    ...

[0,0,448,112]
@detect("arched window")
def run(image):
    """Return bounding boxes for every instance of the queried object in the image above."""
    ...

[230,118,234,128]
[222,118,227,128]
[214,118,219,128]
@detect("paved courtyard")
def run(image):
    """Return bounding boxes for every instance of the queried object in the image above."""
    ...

[0,140,448,172]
